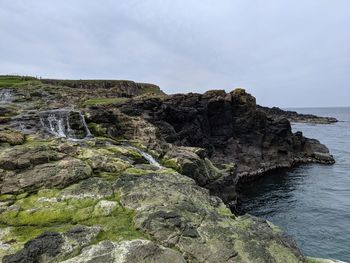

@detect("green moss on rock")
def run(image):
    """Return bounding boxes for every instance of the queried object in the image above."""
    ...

[162,158,182,173]
[88,123,107,137]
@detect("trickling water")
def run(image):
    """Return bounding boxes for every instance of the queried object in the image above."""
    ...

[0,90,12,104]
[139,150,162,169]
[39,109,92,140]
[128,146,162,169]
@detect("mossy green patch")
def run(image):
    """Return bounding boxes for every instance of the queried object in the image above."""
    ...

[21,136,54,147]
[88,123,107,137]
[7,224,75,244]
[162,158,182,173]
[0,182,144,251]
[217,204,235,219]
[97,172,120,180]
[83,207,144,242]
[0,194,15,201]
[106,145,145,162]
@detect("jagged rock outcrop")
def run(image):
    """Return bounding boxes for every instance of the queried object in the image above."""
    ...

[85,88,334,207]
[257,105,338,124]
[94,89,335,172]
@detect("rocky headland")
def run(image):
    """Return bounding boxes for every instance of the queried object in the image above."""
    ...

[257,105,338,124]
[0,76,338,262]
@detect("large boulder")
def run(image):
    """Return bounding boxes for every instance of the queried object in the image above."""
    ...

[0,131,25,146]
[114,171,305,263]
[1,157,92,194]
[0,144,65,171]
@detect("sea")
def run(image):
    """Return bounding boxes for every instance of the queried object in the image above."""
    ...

[239,107,350,262]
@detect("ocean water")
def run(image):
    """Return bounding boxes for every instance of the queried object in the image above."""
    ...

[239,107,350,262]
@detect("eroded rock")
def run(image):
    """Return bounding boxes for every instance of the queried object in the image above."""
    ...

[114,172,305,263]
[1,157,92,194]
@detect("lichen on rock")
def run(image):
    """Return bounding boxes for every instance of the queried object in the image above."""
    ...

[0,80,337,262]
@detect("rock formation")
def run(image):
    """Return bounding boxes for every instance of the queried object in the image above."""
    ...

[0,76,336,262]
[257,105,338,124]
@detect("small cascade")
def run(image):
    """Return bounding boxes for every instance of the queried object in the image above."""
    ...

[139,150,162,169]
[128,146,162,169]
[0,90,12,104]
[39,109,92,140]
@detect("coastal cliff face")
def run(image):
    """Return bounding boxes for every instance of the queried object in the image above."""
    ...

[86,89,334,207]
[0,76,335,262]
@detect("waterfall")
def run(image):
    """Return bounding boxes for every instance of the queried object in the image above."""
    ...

[39,109,92,140]
[128,146,162,169]
[0,90,12,104]
[139,150,162,169]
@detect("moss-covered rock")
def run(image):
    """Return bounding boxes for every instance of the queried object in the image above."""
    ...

[0,157,92,194]
[0,177,144,260]
[0,131,25,146]
[114,172,305,263]
[0,144,64,171]
[2,226,100,263]
[162,146,223,185]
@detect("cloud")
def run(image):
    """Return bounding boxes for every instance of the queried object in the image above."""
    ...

[0,0,349,107]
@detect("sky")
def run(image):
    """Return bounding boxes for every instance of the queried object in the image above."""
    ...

[0,0,349,107]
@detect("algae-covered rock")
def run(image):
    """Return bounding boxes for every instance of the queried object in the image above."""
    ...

[2,226,100,263]
[163,146,222,185]
[163,146,239,208]
[114,172,305,263]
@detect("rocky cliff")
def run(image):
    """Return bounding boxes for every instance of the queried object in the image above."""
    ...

[0,76,335,263]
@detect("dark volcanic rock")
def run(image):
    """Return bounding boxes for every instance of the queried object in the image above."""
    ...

[2,232,64,263]
[257,105,338,124]
[85,88,335,210]
[3,226,100,263]
[101,89,335,176]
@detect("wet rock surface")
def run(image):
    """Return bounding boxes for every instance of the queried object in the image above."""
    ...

[0,77,337,262]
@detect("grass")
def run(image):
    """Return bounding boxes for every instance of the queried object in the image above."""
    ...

[0,76,37,88]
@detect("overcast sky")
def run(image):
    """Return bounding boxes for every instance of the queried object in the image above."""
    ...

[0,0,349,107]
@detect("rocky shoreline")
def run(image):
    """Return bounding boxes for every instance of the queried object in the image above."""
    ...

[0,76,339,262]
[257,105,338,124]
